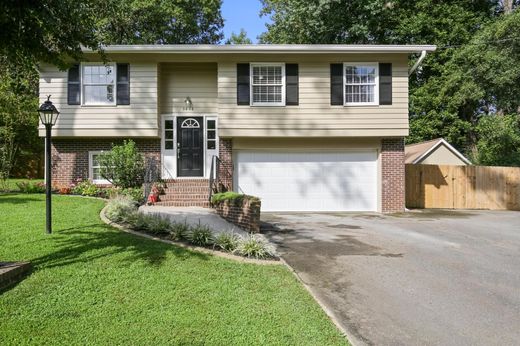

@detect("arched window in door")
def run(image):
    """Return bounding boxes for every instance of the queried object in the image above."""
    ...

[180,118,200,128]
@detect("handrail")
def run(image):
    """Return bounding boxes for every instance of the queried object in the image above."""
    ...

[208,155,233,204]
[144,160,175,204]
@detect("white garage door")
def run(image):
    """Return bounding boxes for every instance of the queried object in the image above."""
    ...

[235,150,378,212]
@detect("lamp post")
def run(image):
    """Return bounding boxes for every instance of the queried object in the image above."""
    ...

[38,95,60,234]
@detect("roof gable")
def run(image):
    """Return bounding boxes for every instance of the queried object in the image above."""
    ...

[405,138,471,165]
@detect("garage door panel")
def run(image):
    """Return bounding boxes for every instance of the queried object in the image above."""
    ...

[236,151,378,212]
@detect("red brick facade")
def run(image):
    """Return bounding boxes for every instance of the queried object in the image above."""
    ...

[381,137,405,213]
[218,138,233,190]
[214,197,261,233]
[50,138,160,188]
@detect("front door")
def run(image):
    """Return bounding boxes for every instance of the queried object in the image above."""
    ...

[177,117,204,177]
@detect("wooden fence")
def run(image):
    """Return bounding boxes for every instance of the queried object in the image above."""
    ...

[405,164,520,210]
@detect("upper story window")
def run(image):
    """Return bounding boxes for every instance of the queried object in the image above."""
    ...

[82,64,116,106]
[250,63,285,106]
[344,63,378,105]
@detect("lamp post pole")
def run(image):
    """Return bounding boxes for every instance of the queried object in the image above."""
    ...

[45,124,52,234]
[38,95,59,235]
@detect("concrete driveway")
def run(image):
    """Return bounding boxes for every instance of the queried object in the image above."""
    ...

[262,210,520,346]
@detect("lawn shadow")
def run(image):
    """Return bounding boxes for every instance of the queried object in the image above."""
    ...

[31,223,209,270]
[0,195,43,204]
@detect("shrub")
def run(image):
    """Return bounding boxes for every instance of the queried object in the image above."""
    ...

[147,215,172,235]
[128,212,171,235]
[214,232,241,252]
[170,221,190,241]
[16,181,45,193]
[211,192,259,205]
[189,224,214,247]
[72,180,100,197]
[235,235,274,259]
[105,196,138,223]
[123,187,144,203]
[97,140,145,189]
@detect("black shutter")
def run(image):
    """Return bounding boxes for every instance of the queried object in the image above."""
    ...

[67,64,80,105]
[379,63,392,105]
[330,64,343,105]
[236,63,250,105]
[116,63,130,105]
[285,64,299,106]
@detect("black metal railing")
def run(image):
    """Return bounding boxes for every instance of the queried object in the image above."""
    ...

[209,155,232,203]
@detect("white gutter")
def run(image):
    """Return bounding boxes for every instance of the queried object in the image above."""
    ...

[82,44,437,55]
[408,50,427,76]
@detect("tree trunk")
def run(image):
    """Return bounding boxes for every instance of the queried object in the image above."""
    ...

[503,0,514,13]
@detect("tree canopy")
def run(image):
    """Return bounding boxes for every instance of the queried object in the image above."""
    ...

[0,0,224,68]
[225,29,253,44]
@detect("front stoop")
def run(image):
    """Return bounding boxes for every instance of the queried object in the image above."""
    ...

[0,262,32,291]
[155,179,211,208]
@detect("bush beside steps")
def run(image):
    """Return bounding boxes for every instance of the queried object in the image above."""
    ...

[105,196,275,260]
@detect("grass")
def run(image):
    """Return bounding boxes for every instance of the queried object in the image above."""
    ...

[0,194,347,345]
[0,178,43,192]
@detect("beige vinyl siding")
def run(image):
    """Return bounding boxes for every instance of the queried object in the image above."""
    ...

[419,145,469,166]
[217,54,409,137]
[38,62,158,137]
[159,63,217,114]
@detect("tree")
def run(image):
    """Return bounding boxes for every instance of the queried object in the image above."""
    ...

[472,114,520,166]
[0,57,40,186]
[225,29,253,44]
[0,0,104,69]
[1,0,225,68]
[96,0,224,45]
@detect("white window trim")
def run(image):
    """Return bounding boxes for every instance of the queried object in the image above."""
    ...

[343,62,379,106]
[88,151,111,184]
[81,62,117,107]
[250,62,286,106]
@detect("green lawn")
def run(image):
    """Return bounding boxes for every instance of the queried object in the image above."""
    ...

[0,194,347,345]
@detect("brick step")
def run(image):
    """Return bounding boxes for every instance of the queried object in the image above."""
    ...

[164,179,209,185]
[163,187,210,193]
[159,195,210,201]
[155,201,211,208]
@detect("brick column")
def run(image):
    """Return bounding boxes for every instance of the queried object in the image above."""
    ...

[381,138,405,213]
[218,138,233,191]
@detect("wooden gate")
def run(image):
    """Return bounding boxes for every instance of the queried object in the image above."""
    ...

[405,164,520,210]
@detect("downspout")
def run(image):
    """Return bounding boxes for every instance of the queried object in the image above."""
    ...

[408,50,427,76]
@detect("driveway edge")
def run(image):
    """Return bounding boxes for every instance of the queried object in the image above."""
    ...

[279,257,362,346]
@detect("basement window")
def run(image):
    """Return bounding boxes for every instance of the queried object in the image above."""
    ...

[89,151,110,184]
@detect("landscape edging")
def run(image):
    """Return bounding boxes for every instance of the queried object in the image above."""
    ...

[99,205,282,266]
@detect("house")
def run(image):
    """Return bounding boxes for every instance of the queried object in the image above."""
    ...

[405,138,471,166]
[38,44,436,213]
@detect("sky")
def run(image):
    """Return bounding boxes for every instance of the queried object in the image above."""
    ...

[221,0,270,43]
